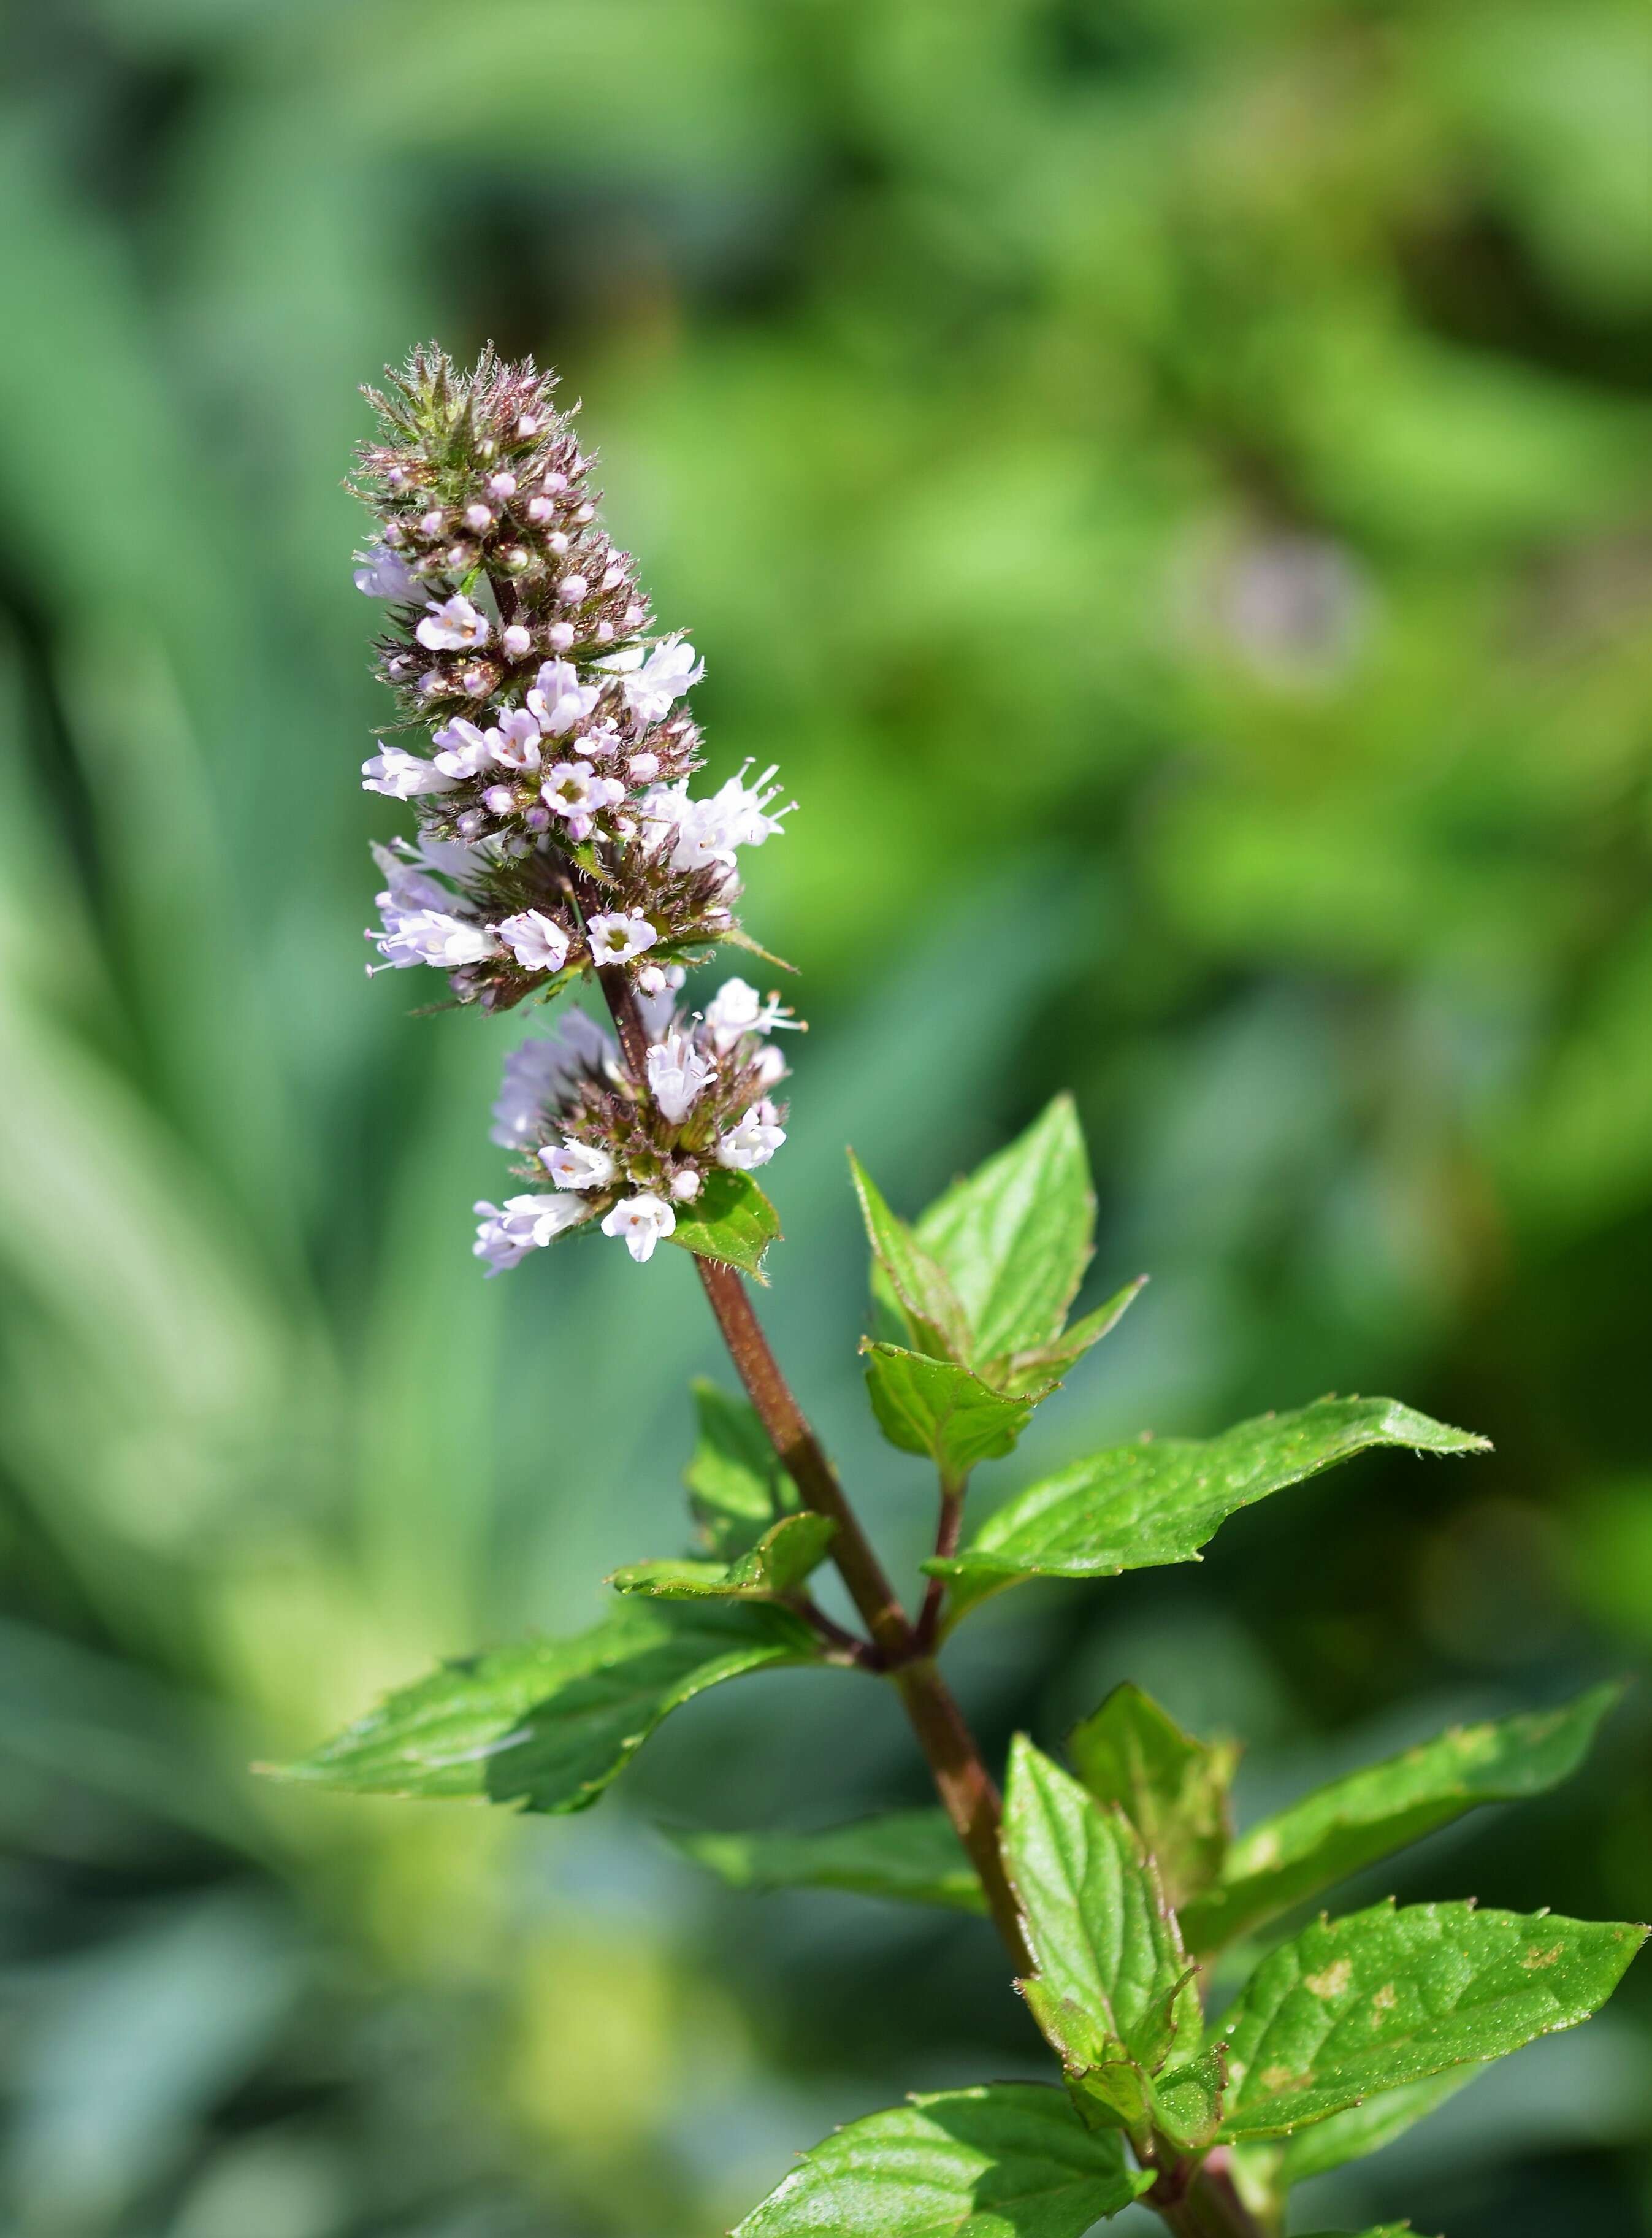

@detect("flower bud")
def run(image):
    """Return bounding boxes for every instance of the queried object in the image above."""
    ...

[483,784,516,814]
[557,575,588,605]
[546,621,575,651]
[527,496,555,524]
[419,510,445,537]
[486,472,517,500]
[464,504,494,533]
[502,624,532,661]
[545,531,570,556]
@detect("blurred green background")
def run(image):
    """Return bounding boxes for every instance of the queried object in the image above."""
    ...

[2,1,1650,2233]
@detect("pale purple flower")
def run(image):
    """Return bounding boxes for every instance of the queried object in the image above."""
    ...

[484,706,544,771]
[702,976,790,1054]
[415,594,491,652]
[601,1193,676,1263]
[496,910,572,973]
[431,718,493,779]
[362,743,459,799]
[645,1030,715,1125]
[717,1101,786,1171]
[489,1014,616,1148]
[526,659,602,737]
[586,911,659,965]
[353,543,419,600]
[540,1138,615,1191]
[542,761,625,840]
[621,638,704,725]
[473,1192,589,1273]
[369,905,501,973]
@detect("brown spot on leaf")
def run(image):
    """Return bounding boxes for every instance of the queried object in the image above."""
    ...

[1305,1959,1352,1998]
[1522,1944,1563,1971]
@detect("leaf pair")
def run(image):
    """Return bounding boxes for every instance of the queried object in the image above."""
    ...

[851,1096,1142,1485]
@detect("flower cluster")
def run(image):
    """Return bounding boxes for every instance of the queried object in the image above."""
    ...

[473,979,795,1269]
[353,345,791,1013]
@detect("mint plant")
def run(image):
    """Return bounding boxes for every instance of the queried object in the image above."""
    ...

[275,345,1646,2238]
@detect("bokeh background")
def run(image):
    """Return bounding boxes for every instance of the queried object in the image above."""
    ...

[2,2,1650,2234]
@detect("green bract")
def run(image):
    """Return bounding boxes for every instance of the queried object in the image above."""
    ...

[732,2085,1153,2237]
[663,1169,783,1279]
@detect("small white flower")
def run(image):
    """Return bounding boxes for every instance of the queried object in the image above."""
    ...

[362,743,459,799]
[431,718,492,778]
[586,910,659,965]
[670,1167,702,1201]
[369,840,449,913]
[540,1138,614,1190]
[353,542,419,600]
[627,751,660,783]
[635,964,667,995]
[541,762,626,841]
[484,706,543,770]
[621,637,704,724]
[415,594,491,652]
[496,910,571,973]
[581,721,624,761]
[527,659,601,737]
[369,905,501,973]
[601,1193,676,1263]
[701,976,793,1053]
[717,1101,786,1171]
[501,623,533,661]
[473,1192,589,1273]
[753,1044,789,1087]
[645,1030,715,1124]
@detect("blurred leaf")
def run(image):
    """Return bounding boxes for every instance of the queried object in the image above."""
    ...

[269,1600,819,1812]
[1183,1684,1621,1953]
[929,1399,1489,1619]
[1068,1682,1238,1914]
[683,1376,794,1560]
[1218,1901,1646,2140]
[860,1341,1038,1484]
[610,1512,836,1601]
[668,1809,985,1914]
[663,1168,782,1278]
[1280,2064,1481,2182]
[732,2084,1151,2237]
[912,1093,1095,1364]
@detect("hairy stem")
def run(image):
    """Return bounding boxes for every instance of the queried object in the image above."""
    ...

[694,1255,1032,1974]
[913,1479,965,1654]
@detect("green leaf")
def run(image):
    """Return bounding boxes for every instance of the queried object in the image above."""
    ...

[265,1599,817,1814]
[609,1512,836,1602]
[1218,1898,1646,2140]
[849,1150,973,1360]
[998,1279,1146,1396]
[1149,2046,1228,2153]
[664,1168,782,1279]
[862,1342,1039,1484]
[912,1095,1095,1363]
[1002,1738,1196,2087]
[668,1808,987,1915]
[1279,2064,1480,2182]
[1068,1683,1239,1914]
[1182,1683,1621,1954]
[684,1378,793,1561]
[732,2083,1152,2237]
[928,1398,1489,1620]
